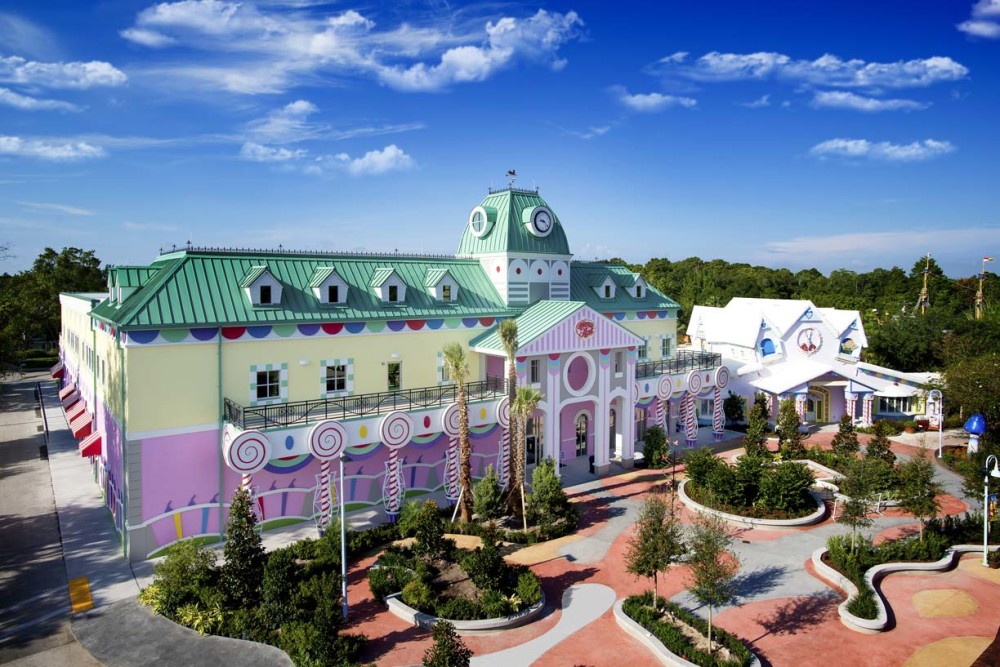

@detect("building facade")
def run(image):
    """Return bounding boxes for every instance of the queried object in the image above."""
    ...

[686,298,937,428]
[56,186,725,561]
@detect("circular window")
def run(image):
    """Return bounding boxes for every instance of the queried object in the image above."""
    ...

[563,352,596,397]
[468,206,494,238]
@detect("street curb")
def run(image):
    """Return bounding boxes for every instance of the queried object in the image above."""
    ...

[385,591,546,634]
[677,479,826,527]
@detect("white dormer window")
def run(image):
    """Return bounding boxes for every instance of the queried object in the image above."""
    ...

[442,285,452,302]
[424,267,459,303]
[309,267,348,306]
[241,266,282,307]
[389,285,399,302]
[594,275,616,300]
[635,285,643,298]
[372,267,407,303]
[604,285,612,298]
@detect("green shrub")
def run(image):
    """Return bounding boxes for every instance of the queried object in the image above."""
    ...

[473,465,505,521]
[683,447,724,489]
[412,500,453,560]
[259,548,303,629]
[398,500,426,538]
[723,391,746,425]
[368,556,415,600]
[758,462,815,513]
[221,488,265,608]
[461,528,508,592]
[642,425,668,469]
[526,458,578,531]
[423,620,473,667]
[149,537,217,619]
[435,597,482,621]
[705,462,742,507]
[478,588,512,617]
[515,571,542,607]
[734,455,768,506]
[402,579,435,613]
[177,601,225,636]
[846,586,878,620]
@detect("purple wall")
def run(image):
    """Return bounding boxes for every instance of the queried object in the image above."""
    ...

[486,355,505,378]
[559,401,594,462]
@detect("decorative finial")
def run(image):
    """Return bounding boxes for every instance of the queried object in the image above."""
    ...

[506,169,516,188]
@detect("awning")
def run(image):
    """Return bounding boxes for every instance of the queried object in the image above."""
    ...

[61,390,81,410]
[70,412,93,438]
[78,431,101,457]
[50,361,64,379]
[59,383,77,401]
[66,400,87,422]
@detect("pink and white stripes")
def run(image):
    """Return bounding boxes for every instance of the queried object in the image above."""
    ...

[712,386,724,441]
[318,459,332,526]
[683,394,698,447]
[862,396,873,426]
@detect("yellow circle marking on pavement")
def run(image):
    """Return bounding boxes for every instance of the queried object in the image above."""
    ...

[958,556,1000,584]
[911,589,978,618]
[902,636,991,667]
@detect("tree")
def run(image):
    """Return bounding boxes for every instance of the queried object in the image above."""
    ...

[776,398,805,460]
[499,320,519,510]
[831,413,860,462]
[744,392,771,458]
[473,464,504,520]
[864,420,896,465]
[442,342,474,522]
[422,620,473,667]
[510,386,542,523]
[221,487,266,608]
[722,391,746,425]
[839,457,885,551]
[686,512,740,654]
[526,458,577,532]
[896,451,942,540]
[641,425,668,468]
[625,493,685,607]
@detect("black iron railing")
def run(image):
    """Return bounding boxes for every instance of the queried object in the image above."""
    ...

[224,375,507,430]
[634,350,722,379]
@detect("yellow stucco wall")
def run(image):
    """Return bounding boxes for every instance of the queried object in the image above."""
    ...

[619,318,678,360]
[124,327,487,433]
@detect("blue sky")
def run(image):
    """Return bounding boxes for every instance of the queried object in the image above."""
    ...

[1,0,998,277]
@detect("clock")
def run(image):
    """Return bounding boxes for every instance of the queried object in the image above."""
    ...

[525,206,554,237]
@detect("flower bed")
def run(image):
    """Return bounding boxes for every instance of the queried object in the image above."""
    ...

[683,481,820,521]
[619,593,754,667]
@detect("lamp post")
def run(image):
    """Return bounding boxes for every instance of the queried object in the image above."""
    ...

[340,454,348,619]
[928,389,943,458]
[984,455,1000,567]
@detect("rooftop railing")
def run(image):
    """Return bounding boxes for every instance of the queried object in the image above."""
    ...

[224,375,507,430]
[634,350,722,379]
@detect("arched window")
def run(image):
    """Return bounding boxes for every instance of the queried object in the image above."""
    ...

[576,413,588,456]
[760,338,776,356]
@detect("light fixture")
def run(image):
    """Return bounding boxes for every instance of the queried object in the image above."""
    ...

[298,360,310,366]
[985,454,999,567]
[390,353,400,359]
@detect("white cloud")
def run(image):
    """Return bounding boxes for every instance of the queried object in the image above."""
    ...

[565,125,611,140]
[762,227,1000,258]
[741,94,771,108]
[239,141,307,161]
[811,91,928,112]
[0,87,79,111]
[245,99,322,143]
[122,2,584,94]
[0,135,106,160]
[613,86,696,112]
[809,138,955,162]
[344,144,414,175]
[120,28,177,47]
[652,51,968,89]
[17,200,94,216]
[0,55,127,89]
[0,12,60,60]
[957,0,1000,38]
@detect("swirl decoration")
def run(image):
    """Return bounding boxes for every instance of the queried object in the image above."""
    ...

[686,370,703,396]
[712,385,724,441]
[224,429,271,474]
[380,411,413,450]
[714,365,730,390]
[656,397,666,432]
[445,444,460,500]
[496,397,511,489]
[656,374,673,401]
[308,420,347,460]
[441,403,461,437]
[684,394,698,447]
[382,451,404,517]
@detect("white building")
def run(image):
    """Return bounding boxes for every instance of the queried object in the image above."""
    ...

[686,298,937,426]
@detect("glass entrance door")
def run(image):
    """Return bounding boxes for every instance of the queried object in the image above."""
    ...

[575,414,588,456]
[526,416,543,466]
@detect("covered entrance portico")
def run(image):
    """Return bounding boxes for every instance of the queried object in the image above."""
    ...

[470,301,644,477]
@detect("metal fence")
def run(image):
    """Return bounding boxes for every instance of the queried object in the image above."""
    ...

[634,350,722,379]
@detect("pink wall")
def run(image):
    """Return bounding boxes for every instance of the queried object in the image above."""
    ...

[567,356,589,391]
[559,400,594,462]
[486,355,505,378]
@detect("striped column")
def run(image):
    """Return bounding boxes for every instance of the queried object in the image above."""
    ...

[845,392,857,423]
[862,395,873,427]
[684,395,698,447]
[712,385,724,441]
[318,459,331,526]
[657,397,666,432]
[796,395,807,421]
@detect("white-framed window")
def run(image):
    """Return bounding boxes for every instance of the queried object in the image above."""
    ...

[388,285,399,303]
[604,284,612,299]
[635,407,648,442]
[635,285,643,298]
[257,369,280,400]
[328,285,339,303]
[529,359,541,384]
[614,351,623,375]
[637,343,648,360]
[326,364,346,393]
[442,284,452,302]
[387,362,402,391]
[661,336,673,359]
[878,396,915,414]
[699,399,714,418]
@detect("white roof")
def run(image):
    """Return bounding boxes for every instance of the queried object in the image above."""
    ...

[750,359,833,394]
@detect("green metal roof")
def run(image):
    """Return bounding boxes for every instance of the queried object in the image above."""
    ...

[111,266,160,288]
[306,266,337,288]
[456,188,571,257]
[370,267,396,288]
[89,251,513,328]
[470,300,585,353]
[239,265,269,288]
[424,267,451,288]
[570,263,680,311]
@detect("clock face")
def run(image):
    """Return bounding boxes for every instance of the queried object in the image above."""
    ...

[529,207,553,236]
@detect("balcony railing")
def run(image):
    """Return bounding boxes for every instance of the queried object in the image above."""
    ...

[634,350,722,380]
[224,375,508,430]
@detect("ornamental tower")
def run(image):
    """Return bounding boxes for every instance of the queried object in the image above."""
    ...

[456,184,572,307]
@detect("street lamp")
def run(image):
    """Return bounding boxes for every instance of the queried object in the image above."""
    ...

[927,389,943,458]
[984,455,1000,567]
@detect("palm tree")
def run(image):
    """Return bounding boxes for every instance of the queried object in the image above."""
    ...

[442,342,474,522]
[498,320,518,498]
[511,385,543,524]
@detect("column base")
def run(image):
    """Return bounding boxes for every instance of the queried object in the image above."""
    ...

[620,456,634,469]
[594,462,611,475]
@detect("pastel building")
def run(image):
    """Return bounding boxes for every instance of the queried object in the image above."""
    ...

[56,186,724,561]
[686,298,936,427]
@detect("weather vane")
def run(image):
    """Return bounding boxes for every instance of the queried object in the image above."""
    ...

[506,169,516,188]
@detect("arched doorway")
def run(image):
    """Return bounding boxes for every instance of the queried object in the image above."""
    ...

[575,413,588,456]
[526,414,543,467]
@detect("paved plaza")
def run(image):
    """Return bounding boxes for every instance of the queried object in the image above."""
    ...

[2,374,999,666]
